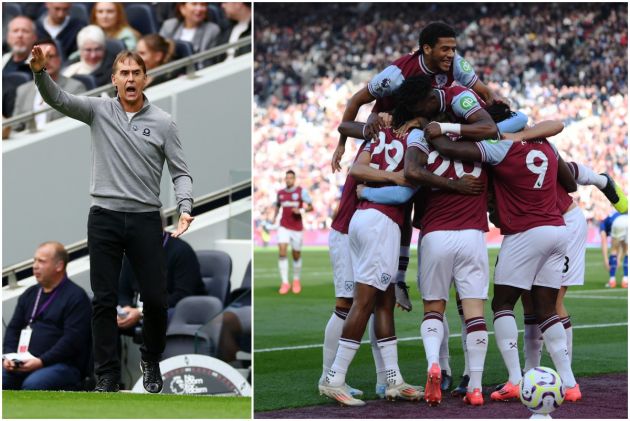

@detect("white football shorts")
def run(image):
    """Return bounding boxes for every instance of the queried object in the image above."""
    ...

[278,226,303,251]
[494,225,568,290]
[328,229,355,298]
[561,206,588,287]
[419,229,489,301]
[349,209,400,291]
[611,214,628,243]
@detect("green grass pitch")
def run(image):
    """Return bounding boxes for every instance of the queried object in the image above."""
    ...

[254,246,628,412]
[2,391,251,419]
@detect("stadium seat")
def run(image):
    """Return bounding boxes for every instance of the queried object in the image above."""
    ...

[106,38,126,56]
[197,250,232,306]
[163,295,224,359]
[207,4,230,32]
[3,72,32,89]
[71,74,97,91]
[125,4,158,36]
[173,40,195,60]
[3,3,22,21]
[69,3,89,24]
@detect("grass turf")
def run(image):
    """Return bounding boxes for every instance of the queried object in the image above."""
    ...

[2,391,251,419]
[253,246,628,411]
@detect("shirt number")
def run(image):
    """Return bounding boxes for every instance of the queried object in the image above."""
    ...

[427,150,482,181]
[526,150,548,189]
[369,131,404,171]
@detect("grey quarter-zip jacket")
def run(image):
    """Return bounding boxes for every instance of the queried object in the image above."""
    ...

[34,70,193,214]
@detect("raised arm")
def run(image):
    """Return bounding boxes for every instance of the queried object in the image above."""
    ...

[332,87,375,172]
[426,134,484,162]
[30,45,95,125]
[338,121,368,141]
[350,150,407,185]
[424,108,498,141]
[503,120,564,141]
[404,146,484,195]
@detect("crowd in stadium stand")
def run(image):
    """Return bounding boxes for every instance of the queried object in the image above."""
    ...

[2,2,251,138]
[254,2,627,233]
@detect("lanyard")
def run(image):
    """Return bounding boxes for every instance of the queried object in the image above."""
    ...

[29,277,66,326]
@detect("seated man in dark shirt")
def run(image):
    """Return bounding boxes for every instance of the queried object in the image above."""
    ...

[117,232,206,336]
[2,241,92,390]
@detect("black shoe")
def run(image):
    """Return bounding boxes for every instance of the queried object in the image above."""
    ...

[94,376,120,392]
[451,374,469,397]
[140,359,163,393]
[440,370,452,391]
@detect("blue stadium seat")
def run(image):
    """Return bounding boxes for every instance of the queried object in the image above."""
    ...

[197,250,232,306]
[207,4,230,32]
[2,72,32,89]
[71,74,97,91]
[3,3,23,20]
[69,3,89,24]
[125,4,158,36]
[173,40,195,60]
[106,38,126,56]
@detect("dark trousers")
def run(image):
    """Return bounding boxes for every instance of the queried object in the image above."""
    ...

[2,363,81,390]
[88,206,167,380]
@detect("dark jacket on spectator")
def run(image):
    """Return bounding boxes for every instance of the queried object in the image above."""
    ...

[3,277,92,376]
[36,15,86,61]
[159,18,221,54]
[211,19,251,64]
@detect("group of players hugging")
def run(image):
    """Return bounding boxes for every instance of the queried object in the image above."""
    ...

[317,22,627,407]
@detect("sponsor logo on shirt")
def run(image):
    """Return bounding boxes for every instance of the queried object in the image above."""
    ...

[143,128,151,136]
[460,96,476,110]
[459,58,473,73]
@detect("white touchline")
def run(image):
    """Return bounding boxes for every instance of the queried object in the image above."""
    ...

[255,322,628,353]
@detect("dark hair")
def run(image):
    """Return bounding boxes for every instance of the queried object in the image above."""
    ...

[486,102,516,123]
[286,170,296,176]
[139,34,175,66]
[175,3,208,23]
[112,50,147,75]
[419,22,456,49]
[392,75,433,128]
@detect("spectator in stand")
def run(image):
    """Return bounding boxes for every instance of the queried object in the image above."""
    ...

[62,24,114,87]
[91,2,140,52]
[159,3,221,54]
[215,2,251,62]
[35,3,86,60]
[3,16,38,118]
[3,16,38,74]
[6,38,86,136]
[253,3,627,237]
[2,242,92,390]
[136,34,176,87]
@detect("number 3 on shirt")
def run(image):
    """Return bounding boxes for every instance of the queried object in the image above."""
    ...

[526,150,548,189]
